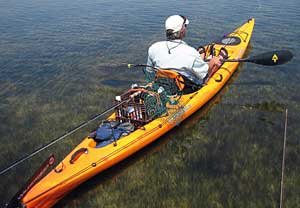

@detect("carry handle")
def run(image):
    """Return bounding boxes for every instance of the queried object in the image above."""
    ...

[70,148,88,164]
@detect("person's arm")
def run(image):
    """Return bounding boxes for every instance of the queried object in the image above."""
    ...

[207,56,222,77]
[191,55,209,80]
[197,46,222,77]
[146,56,154,71]
[146,46,156,72]
[144,47,157,81]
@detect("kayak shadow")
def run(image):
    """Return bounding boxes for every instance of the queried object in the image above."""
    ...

[55,51,249,208]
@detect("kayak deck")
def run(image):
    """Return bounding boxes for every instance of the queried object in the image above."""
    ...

[22,18,255,208]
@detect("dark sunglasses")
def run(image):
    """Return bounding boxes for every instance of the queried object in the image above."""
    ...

[180,15,187,27]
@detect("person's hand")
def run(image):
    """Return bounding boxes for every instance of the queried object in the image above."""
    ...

[197,46,206,60]
[209,56,222,67]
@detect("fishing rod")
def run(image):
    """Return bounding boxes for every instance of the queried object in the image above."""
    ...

[0,98,132,176]
[1,64,172,176]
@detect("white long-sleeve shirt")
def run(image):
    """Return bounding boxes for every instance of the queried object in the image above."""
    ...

[146,40,209,81]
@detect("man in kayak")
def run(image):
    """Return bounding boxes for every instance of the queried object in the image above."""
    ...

[146,15,225,84]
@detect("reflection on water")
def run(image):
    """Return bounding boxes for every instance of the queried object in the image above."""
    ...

[0,0,299,207]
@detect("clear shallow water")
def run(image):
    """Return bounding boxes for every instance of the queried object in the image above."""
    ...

[0,0,299,207]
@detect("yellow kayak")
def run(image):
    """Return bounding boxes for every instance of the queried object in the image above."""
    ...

[21,18,255,208]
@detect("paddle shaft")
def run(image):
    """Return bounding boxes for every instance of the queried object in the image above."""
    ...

[224,58,251,62]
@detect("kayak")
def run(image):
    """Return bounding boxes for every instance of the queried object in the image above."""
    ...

[21,18,255,207]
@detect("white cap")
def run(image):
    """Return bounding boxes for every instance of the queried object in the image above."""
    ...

[165,15,189,33]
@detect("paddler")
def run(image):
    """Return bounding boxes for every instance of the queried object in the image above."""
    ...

[146,15,227,84]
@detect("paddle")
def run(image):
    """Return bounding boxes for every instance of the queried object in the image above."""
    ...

[224,50,293,66]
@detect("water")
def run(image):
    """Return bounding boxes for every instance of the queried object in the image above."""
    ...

[0,0,299,207]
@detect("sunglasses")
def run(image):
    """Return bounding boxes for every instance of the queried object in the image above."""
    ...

[180,15,188,27]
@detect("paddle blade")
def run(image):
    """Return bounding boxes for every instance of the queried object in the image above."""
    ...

[249,50,293,66]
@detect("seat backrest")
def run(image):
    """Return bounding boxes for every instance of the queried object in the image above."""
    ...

[155,68,203,94]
